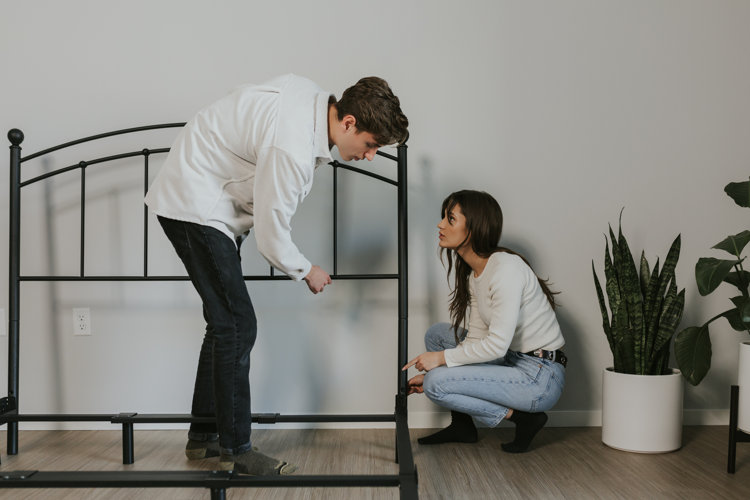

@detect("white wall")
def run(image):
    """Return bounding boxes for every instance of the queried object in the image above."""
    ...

[1,0,749,430]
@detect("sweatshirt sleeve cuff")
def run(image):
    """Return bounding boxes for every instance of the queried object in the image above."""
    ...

[443,348,465,368]
[297,260,313,282]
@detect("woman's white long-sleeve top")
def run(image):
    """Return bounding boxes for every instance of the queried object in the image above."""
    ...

[444,252,565,367]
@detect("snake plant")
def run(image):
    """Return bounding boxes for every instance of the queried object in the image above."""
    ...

[674,178,750,386]
[593,215,685,375]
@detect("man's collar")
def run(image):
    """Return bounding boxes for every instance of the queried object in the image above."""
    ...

[314,91,334,162]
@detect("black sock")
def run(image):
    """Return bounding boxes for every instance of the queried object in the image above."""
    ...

[501,410,547,453]
[418,411,478,445]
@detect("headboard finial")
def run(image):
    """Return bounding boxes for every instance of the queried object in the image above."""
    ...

[8,128,24,146]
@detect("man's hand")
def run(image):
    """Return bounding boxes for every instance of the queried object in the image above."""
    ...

[304,265,332,294]
[407,373,425,395]
[402,351,446,373]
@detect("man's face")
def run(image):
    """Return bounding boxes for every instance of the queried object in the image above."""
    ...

[337,127,381,162]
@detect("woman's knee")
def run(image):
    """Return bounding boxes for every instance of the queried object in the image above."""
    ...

[424,322,455,351]
[422,368,449,401]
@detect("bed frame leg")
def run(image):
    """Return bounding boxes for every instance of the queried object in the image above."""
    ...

[122,422,134,464]
[8,422,19,455]
[395,431,399,464]
[399,475,418,500]
[727,385,750,473]
[210,487,226,500]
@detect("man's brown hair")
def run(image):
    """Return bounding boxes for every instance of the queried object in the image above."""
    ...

[334,77,409,145]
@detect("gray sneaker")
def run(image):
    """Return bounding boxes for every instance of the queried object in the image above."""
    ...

[219,449,297,475]
[185,438,221,460]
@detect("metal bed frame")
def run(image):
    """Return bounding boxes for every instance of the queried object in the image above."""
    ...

[1,124,418,498]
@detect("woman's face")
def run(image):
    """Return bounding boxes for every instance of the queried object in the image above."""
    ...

[438,203,470,250]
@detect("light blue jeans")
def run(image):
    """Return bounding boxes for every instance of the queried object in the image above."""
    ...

[422,322,566,427]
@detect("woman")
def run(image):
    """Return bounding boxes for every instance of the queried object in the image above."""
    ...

[403,190,566,453]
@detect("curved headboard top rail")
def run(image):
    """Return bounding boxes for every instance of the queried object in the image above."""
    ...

[10,124,406,164]
[20,148,171,188]
[13,123,187,163]
[9,124,405,188]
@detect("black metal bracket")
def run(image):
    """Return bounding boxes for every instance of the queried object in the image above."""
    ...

[0,471,38,480]
[0,397,17,420]
[254,413,280,424]
[728,385,750,473]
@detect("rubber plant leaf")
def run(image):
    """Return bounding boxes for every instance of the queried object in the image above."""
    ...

[730,296,750,325]
[724,270,750,290]
[695,257,739,296]
[712,230,750,257]
[725,179,750,208]
[723,308,750,333]
[674,325,712,386]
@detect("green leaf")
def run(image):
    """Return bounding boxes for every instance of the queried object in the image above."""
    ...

[724,270,750,291]
[617,223,644,373]
[730,296,750,324]
[643,258,661,351]
[640,251,650,298]
[674,325,712,386]
[696,257,739,296]
[641,234,681,373]
[593,262,613,348]
[650,288,685,371]
[603,239,620,313]
[725,179,750,208]
[712,230,750,257]
[723,308,750,332]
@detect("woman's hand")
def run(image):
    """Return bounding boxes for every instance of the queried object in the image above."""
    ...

[402,351,446,373]
[407,374,425,395]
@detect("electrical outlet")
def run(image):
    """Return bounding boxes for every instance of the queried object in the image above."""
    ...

[0,308,6,336]
[73,308,91,336]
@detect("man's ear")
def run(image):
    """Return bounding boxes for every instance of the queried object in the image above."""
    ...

[341,114,357,131]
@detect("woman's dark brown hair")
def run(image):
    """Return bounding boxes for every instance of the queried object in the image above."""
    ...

[440,190,558,340]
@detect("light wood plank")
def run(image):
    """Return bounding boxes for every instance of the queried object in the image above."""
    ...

[1,426,748,499]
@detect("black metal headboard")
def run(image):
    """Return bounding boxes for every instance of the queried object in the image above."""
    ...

[2,125,417,499]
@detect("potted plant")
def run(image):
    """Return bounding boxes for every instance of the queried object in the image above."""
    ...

[674,178,750,430]
[593,214,685,453]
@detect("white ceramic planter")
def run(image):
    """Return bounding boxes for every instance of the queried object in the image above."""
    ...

[738,342,750,433]
[602,368,683,453]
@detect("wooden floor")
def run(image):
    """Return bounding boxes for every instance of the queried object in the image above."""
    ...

[0,426,748,499]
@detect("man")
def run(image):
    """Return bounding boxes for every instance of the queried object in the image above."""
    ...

[145,74,408,475]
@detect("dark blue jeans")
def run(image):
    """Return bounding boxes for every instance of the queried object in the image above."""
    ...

[158,216,256,455]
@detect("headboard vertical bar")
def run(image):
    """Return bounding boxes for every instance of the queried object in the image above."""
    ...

[79,163,86,277]
[7,129,24,455]
[143,151,150,277]
[397,143,408,397]
[333,164,338,276]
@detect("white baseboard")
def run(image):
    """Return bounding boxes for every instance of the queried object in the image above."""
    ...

[5,409,729,431]
[683,409,730,426]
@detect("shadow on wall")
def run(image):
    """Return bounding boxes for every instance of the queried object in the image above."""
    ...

[42,158,63,414]
[28,148,595,418]
[30,149,414,416]
[35,155,156,414]
[415,155,446,330]
[497,238,594,413]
